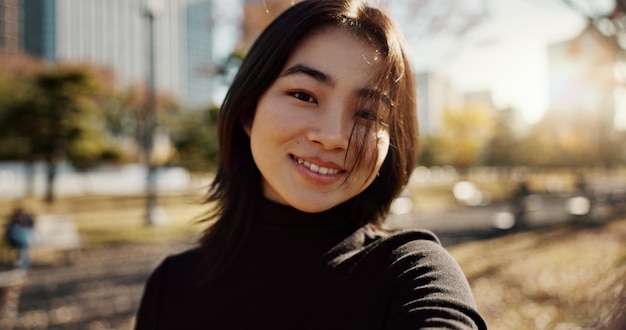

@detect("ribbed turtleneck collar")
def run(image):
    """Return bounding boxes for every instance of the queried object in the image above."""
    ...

[253,198,360,239]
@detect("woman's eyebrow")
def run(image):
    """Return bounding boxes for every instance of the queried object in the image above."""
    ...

[281,64,335,87]
[357,88,392,110]
[282,63,391,109]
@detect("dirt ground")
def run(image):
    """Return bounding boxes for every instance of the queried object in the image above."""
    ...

[4,218,626,330]
[9,242,192,330]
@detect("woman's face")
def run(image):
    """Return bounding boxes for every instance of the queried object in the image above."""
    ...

[244,26,390,213]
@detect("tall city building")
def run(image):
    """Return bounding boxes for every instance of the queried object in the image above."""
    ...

[0,0,21,53]
[4,0,219,108]
[545,24,626,166]
[23,0,56,61]
[56,0,193,105]
[0,0,56,59]
[416,72,462,137]
[548,24,624,131]
[184,1,213,108]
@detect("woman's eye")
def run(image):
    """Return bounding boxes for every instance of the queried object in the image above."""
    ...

[355,110,378,122]
[290,91,316,103]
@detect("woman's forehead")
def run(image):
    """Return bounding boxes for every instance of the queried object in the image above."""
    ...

[285,27,380,78]
[296,25,380,56]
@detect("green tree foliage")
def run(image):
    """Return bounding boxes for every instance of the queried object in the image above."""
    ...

[428,105,495,170]
[0,73,33,159]
[0,64,119,203]
[483,107,519,167]
[516,110,624,168]
[169,106,219,172]
[417,136,438,167]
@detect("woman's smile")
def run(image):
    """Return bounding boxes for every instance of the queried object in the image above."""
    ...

[290,154,343,176]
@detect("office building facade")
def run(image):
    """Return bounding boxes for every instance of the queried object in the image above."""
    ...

[3,0,217,108]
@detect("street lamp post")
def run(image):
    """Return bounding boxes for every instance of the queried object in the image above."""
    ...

[144,0,164,226]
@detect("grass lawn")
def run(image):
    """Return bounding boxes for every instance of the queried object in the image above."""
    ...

[0,192,209,247]
[1,190,625,329]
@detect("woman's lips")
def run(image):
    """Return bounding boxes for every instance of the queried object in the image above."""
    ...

[290,154,343,176]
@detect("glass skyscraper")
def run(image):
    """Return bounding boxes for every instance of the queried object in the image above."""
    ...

[22,0,56,62]
[8,0,221,109]
[184,1,213,108]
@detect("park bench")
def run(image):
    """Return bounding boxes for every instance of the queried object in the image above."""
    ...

[2,214,81,265]
[31,214,81,263]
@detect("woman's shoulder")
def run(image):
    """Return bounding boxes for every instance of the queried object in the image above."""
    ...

[165,246,203,260]
[362,226,444,254]
[371,228,466,276]
[330,226,448,266]
[150,247,204,281]
[374,227,441,244]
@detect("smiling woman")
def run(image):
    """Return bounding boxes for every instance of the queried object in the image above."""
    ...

[135,1,487,329]
[246,26,390,213]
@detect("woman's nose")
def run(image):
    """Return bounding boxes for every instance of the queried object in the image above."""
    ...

[306,106,350,151]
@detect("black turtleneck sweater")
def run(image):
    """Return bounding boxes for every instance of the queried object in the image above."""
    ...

[135,199,487,329]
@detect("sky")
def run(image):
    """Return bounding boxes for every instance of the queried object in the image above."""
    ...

[212,0,589,124]
[393,0,588,124]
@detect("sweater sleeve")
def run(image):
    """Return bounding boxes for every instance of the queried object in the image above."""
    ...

[384,236,487,330]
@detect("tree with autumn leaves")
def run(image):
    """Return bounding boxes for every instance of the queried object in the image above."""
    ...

[0,53,214,203]
[419,105,495,171]
[0,58,129,203]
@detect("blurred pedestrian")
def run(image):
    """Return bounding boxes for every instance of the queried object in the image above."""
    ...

[6,203,35,269]
[511,180,531,228]
[136,0,486,329]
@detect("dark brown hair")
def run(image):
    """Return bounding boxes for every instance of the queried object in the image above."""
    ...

[200,0,418,279]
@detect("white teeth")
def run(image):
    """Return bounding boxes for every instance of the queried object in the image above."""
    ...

[294,156,340,175]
